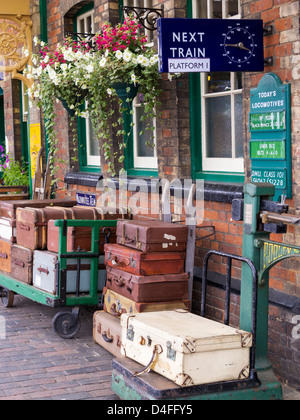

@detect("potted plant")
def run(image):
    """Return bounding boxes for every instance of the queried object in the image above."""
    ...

[27,17,162,177]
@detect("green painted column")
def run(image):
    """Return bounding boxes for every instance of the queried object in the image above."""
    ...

[240,183,275,371]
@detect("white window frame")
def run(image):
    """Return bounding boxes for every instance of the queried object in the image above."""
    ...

[132,97,158,169]
[77,10,100,167]
[193,0,244,174]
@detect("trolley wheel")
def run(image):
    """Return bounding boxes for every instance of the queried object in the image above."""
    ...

[1,288,14,308]
[52,307,81,339]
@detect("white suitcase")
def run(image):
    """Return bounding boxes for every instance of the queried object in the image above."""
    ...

[121,311,252,387]
[0,217,16,242]
[33,250,106,295]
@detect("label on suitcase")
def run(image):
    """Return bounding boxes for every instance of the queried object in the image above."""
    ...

[0,217,16,243]
[104,244,185,276]
[0,238,13,273]
[93,311,123,358]
[106,266,189,303]
[0,199,77,219]
[33,250,106,295]
[103,288,190,318]
[116,220,188,252]
[11,245,33,284]
[121,311,252,387]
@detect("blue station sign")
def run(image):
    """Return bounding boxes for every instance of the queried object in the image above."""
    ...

[158,18,264,73]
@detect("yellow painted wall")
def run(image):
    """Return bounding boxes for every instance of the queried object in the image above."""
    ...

[0,0,30,16]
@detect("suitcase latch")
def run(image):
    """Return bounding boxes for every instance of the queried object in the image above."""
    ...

[166,341,176,361]
[126,325,135,342]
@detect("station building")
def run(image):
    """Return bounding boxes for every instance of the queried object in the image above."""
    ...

[0,0,299,388]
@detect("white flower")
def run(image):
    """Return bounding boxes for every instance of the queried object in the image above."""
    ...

[99,58,107,68]
[33,37,39,46]
[34,90,40,98]
[86,63,94,73]
[105,49,109,58]
[107,88,112,96]
[44,55,49,63]
[137,55,144,64]
[123,50,132,62]
[61,63,68,72]
[23,49,30,58]
[131,73,137,86]
[81,110,89,119]
[141,57,150,67]
[115,50,123,60]
[150,55,159,65]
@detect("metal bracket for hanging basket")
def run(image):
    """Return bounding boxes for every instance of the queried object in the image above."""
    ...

[122,6,164,31]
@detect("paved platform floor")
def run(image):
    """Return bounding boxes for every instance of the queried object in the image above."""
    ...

[0,295,299,400]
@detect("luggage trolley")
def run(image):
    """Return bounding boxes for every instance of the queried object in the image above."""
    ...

[0,219,117,339]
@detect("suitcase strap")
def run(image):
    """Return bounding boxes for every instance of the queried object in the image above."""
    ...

[134,344,163,377]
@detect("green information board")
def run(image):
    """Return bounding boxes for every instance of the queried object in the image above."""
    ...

[250,111,286,132]
[249,73,291,201]
[250,140,286,160]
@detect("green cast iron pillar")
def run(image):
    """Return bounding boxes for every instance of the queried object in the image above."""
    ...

[240,183,275,371]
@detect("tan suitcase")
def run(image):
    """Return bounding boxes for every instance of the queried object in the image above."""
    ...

[93,311,123,358]
[103,287,190,318]
[11,245,33,284]
[0,238,13,273]
[121,311,252,387]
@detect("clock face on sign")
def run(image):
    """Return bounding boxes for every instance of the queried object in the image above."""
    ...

[221,23,258,67]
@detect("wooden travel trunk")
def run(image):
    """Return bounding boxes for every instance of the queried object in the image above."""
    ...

[16,207,74,250]
[0,199,77,219]
[0,238,13,273]
[0,217,16,242]
[121,311,252,387]
[93,311,123,358]
[32,250,106,295]
[104,244,186,276]
[116,220,188,252]
[103,288,190,318]
[11,245,33,284]
[106,266,189,303]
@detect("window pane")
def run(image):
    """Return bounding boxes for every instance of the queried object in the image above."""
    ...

[136,106,155,158]
[228,0,239,17]
[207,72,231,93]
[234,93,244,158]
[88,120,99,157]
[212,0,223,19]
[206,96,232,158]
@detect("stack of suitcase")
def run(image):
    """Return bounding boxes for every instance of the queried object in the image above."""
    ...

[93,219,191,358]
[0,200,129,295]
[0,199,77,278]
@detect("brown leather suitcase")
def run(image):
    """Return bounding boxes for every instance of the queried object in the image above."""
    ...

[0,199,77,219]
[0,238,13,273]
[104,243,186,276]
[106,266,189,303]
[47,219,117,253]
[16,207,74,250]
[46,206,120,253]
[11,245,33,284]
[103,287,191,317]
[116,220,188,252]
[93,311,123,358]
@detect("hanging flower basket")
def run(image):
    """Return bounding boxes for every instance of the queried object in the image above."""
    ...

[112,82,140,110]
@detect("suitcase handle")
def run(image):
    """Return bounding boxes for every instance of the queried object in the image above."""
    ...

[134,344,163,377]
[13,259,25,268]
[102,332,114,343]
[0,252,8,260]
[110,304,126,317]
[19,223,30,231]
[111,257,130,268]
[38,267,49,275]
[114,276,125,287]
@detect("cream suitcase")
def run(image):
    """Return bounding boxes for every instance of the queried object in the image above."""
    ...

[121,311,252,387]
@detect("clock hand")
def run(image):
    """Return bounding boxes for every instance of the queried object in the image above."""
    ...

[224,42,251,52]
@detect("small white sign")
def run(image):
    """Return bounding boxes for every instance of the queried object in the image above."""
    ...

[168,58,210,73]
